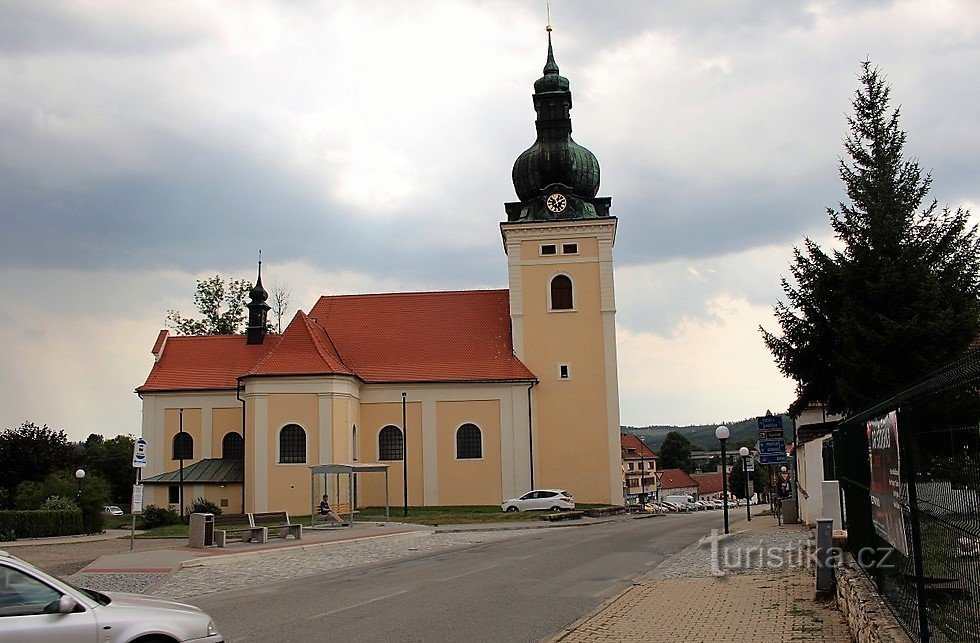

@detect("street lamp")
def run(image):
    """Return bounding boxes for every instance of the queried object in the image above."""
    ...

[739,446,751,522]
[715,426,730,534]
[75,469,85,503]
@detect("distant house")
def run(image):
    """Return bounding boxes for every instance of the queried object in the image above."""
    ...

[621,434,657,504]
[657,468,699,500]
[691,472,724,500]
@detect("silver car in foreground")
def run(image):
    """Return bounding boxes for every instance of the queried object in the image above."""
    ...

[0,549,222,643]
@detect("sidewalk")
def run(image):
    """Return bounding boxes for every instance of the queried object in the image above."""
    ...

[553,513,852,642]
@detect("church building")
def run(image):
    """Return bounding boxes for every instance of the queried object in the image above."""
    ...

[136,32,624,516]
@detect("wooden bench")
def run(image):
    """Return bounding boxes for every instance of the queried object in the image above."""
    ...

[214,513,267,547]
[249,511,302,540]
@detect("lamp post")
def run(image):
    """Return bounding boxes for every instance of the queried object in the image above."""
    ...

[75,469,85,503]
[739,446,751,522]
[639,437,647,508]
[715,426,730,534]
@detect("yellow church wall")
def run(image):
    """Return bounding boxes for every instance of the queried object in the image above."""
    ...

[262,393,319,515]
[244,396,257,514]
[502,219,620,505]
[164,408,203,466]
[210,408,241,457]
[435,400,502,505]
[357,401,423,508]
[330,396,356,506]
[519,235,598,261]
[522,251,611,501]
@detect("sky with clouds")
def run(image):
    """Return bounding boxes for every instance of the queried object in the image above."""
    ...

[2,0,979,442]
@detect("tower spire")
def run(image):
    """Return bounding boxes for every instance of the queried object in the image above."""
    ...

[544,16,559,76]
[505,28,608,222]
[246,251,270,344]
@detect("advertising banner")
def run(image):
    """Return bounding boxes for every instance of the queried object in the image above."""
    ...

[866,411,908,556]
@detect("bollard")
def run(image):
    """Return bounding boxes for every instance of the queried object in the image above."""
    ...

[815,518,834,595]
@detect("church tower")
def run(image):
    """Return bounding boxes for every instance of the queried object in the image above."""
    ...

[502,29,622,504]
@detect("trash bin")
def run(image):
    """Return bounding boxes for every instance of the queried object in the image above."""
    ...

[188,513,215,548]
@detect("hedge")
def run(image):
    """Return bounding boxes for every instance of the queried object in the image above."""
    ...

[0,509,84,540]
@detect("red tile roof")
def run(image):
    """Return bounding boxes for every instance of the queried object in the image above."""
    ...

[245,311,352,377]
[620,433,657,460]
[691,472,723,495]
[658,468,699,491]
[137,334,282,392]
[308,289,535,383]
[138,289,535,392]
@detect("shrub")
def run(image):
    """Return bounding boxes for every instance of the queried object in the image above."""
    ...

[42,496,79,512]
[0,509,83,539]
[189,497,222,516]
[141,504,181,529]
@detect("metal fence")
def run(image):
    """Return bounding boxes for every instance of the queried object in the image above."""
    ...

[834,348,980,642]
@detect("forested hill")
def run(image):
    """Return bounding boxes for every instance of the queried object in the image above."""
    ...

[622,415,794,452]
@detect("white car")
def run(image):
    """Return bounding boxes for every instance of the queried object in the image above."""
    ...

[102,506,124,516]
[0,549,222,643]
[501,489,575,512]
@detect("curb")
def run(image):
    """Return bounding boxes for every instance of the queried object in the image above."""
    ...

[434,517,620,534]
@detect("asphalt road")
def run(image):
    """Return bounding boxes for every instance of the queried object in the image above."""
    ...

[192,511,724,642]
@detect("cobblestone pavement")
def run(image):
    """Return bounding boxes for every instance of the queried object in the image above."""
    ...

[554,516,851,642]
[555,571,851,642]
[74,529,534,600]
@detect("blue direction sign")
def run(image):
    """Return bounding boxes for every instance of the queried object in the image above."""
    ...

[757,415,787,465]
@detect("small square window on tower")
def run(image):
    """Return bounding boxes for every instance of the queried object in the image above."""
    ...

[562,243,578,254]
[541,244,557,255]
[558,363,570,379]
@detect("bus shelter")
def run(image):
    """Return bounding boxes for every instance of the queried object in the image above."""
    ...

[309,463,390,527]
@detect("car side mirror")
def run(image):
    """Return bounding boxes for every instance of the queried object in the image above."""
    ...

[57,595,77,613]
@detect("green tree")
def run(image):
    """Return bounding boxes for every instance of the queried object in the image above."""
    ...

[762,61,980,415]
[81,434,136,503]
[166,275,252,335]
[659,431,694,473]
[0,422,77,509]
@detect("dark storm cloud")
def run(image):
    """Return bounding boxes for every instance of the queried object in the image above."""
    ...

[0,2,208,56]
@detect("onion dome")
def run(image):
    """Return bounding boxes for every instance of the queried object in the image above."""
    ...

[511,30,600,207]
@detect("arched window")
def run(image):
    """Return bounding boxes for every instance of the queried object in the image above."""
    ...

[352,425,358,461]
[279,424,306,464]
[550,275,573,310]
[222,432,244,460]
[378,425,404,461]
[172,433,193,460]
[456,423,482,460]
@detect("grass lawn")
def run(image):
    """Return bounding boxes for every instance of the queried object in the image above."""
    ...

[123,504,611,536]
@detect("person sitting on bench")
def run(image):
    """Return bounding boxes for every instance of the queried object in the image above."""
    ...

[319,494,348,526]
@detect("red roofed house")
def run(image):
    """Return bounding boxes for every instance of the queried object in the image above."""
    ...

[620,434,658,505]
[657,469,700,501]
[135,36,624,516]
[690,472,725,500]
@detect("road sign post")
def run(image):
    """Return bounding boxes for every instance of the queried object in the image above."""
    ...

[131,438,148,550]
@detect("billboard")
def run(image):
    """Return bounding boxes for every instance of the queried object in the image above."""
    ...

[867,411,908,556]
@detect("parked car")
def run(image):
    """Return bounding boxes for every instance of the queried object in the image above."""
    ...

[0,549,222,642]
[102,505,124,516]
[501,489,575,512]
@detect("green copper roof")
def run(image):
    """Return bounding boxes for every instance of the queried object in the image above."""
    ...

[512,30,601,212]
[141,458,243,484]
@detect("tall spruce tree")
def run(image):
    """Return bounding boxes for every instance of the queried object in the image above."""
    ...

[763,61,980,416]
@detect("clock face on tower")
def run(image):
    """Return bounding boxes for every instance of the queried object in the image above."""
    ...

[546,193,567,213]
